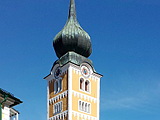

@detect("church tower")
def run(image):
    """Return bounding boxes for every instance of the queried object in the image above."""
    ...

[44,0,102,120]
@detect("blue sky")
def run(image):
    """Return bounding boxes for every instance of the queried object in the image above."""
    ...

[0,0,160,120]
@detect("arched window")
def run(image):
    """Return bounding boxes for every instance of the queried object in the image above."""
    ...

[59,79,62,92]
[79,101,81,110]
[59,102,61,112]
[58,103,60,113]
[54,81,58,93]
[82,102,84,111]
[80,78,84,90]
[54,104,57,114]
[54,79,62,94]
[78,101,91,113]
[85,80,90,92]
[88,104,90,113]
[85,103,87,112]
[57,104,59,113]
[60,102,62,112]
[54,102,62,115]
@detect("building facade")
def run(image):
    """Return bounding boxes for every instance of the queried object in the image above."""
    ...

[0,88,22,120]
[44,0,102,120]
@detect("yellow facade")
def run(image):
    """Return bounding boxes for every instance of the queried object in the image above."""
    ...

[72,70,98,98]
[72,70,98,117]
[46,63,101,120]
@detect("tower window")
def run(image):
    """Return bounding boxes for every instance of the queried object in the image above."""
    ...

[80,78,84,90]
[53,101,63,115]
[88,104,90,113]
[85,80,90,92]
[54,79,62,94]
[54,81,58,93]
[79,101,82,110]
[80,78,90,93]
[78,100,91,113]
[82,102,84,111]
[85,103,87,112]
[59,79,62,92]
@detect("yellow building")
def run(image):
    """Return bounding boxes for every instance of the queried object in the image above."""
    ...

[44,0,102,120]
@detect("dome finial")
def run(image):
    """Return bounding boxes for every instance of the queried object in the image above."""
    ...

[68,0,76,19]
[53,0,92,58]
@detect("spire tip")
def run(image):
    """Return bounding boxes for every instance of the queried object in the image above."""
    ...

[68,0,76,19]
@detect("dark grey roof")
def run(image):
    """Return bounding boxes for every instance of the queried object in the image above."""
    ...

[0,88,22,107]
[53,51,95,72]
[53,0,92,58]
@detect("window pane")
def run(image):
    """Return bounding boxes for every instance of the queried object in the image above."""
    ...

[59,80,62,91]
[56,81,58,92]
[82,102,84,111]
[80,78,84,90]
[79,101,81,110]
[85,103,87,112]
[88,104,90,113]
[85,80,89,92]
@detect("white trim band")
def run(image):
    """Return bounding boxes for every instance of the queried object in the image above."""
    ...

[72,90,97,103]
[49,110,68,120]
[72,111,97,120]
[49,90,68,104]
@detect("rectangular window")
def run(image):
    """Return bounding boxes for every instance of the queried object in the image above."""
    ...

[78,100,91,114]
[53,101,63,115]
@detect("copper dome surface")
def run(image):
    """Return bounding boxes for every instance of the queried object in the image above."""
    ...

[53,0,92,58]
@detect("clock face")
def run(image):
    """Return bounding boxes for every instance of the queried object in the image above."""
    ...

[54,67,62,79]
[81,65,90,78]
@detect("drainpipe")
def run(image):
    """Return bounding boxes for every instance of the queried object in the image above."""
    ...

[0,95,8,120]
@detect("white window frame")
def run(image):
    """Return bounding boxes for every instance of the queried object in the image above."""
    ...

[78,100,91,114]
[53,101,63,115]
[79,77,91,94]
[54,78,63,94]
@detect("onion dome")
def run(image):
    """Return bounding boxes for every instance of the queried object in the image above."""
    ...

[53,0,92,58]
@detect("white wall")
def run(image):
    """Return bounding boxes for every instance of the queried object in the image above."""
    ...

[2,107,10,120]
